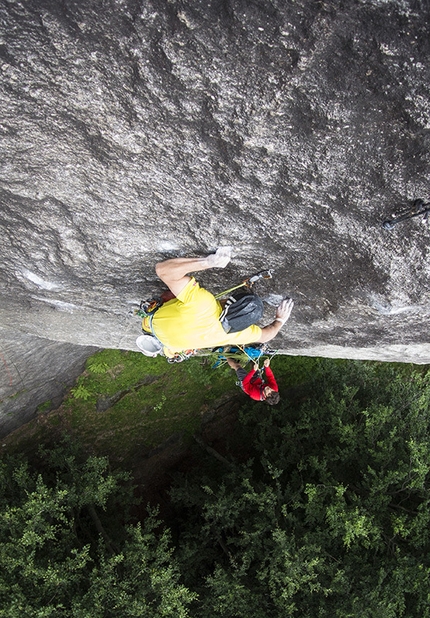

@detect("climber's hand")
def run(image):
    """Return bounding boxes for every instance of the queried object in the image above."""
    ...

[205,246,232,268]
[275,298,294,324]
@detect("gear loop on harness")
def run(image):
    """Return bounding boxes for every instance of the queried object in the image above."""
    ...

[167,350,196,363]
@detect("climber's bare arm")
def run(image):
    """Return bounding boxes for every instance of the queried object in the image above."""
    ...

[155,247,231,297]
[257,298,294,343]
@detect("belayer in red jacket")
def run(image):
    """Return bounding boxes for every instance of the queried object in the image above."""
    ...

[226,357,280,405]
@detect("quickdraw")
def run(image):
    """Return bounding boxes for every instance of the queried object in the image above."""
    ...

[214,270,274,299]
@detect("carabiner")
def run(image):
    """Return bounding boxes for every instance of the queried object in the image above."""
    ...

[247,270,274,285]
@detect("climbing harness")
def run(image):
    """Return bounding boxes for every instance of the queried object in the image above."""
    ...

[134,294,169,343]
[382,198,430,230]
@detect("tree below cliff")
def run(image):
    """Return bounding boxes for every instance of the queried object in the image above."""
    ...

[1,358,430,616]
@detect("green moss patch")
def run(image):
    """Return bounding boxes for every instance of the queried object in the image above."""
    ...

[2,349,338,469]
[3,349,239,466]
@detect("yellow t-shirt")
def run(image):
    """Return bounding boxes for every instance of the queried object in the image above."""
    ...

[142,278,262,356]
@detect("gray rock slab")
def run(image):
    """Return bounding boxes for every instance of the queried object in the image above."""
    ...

[0,0,429,437]
[0,330,96,437]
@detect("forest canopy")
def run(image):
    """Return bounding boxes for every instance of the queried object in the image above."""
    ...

[1,358,430,617]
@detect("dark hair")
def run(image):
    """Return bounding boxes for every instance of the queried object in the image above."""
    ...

[265,391,280,406]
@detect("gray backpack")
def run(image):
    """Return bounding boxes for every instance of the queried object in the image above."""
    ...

[219,291,264,333]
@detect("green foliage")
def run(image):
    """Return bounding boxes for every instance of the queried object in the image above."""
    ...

[153,393,167,412]
[86,357,110,374]
[4,348,240,466]
[0,440,195,617]
[36,400,52,413]
[71,515,197,618]
[70,381,93,401]
[170,359,430,617]
[4,354,430,617]
[64,350,237,462]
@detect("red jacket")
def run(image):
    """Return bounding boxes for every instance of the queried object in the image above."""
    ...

[242,366,278,401]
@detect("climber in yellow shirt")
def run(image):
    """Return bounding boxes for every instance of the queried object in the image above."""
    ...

[142,247,294,357]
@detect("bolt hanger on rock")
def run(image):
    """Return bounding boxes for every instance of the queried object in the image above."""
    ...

[382,199,430,230]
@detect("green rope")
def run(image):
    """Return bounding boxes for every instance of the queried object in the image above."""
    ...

[237,344,263,368]
[214,281,248,300]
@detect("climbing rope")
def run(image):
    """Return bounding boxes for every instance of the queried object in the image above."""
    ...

[236,344,262,366]
[234,344,278,370]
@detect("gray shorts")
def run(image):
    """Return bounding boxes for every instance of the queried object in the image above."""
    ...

[235,368,248,382]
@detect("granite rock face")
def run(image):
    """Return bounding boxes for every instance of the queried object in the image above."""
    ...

[0,332,96,437]
[1,0,430,431]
